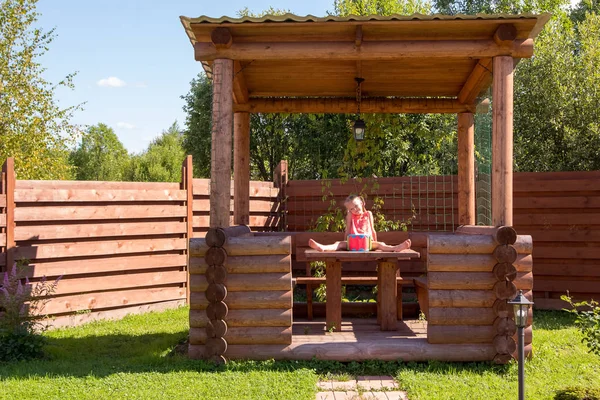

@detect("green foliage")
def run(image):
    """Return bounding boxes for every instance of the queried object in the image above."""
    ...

[332,0,431,16]
[181,73,213,178]
[69,123,129,181]
[0,0,81,179]
[554,386,600,400]
[126,122,185,182]
[0,261,61,361]
[561,294,600,356]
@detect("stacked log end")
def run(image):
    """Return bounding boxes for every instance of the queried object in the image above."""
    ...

[487,226,533,364]
[188,226,293,361]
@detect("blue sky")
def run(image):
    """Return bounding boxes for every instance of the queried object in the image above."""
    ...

[36,0,332,154]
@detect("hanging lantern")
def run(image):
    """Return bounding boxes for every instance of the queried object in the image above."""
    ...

[354,77,365,141]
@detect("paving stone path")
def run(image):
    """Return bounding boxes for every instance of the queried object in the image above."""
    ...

[316,376,408,400]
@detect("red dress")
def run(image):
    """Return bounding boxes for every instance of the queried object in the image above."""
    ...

[349,211,373,237]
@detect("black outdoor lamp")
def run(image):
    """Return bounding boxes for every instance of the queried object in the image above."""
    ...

[353,77,365,141]
[508,290,534,400]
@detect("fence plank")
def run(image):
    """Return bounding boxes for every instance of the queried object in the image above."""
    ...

[15,180,181,190]
[15,221,187,241]
[15,238,187,259]
[15,205,187,221]
[51,270,187,295]
[15,189,187,202]
[44,287,186,314]
[25,254,187,278]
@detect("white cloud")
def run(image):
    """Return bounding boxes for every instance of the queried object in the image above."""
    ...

[97,76,127,87]
[117,122,135,129]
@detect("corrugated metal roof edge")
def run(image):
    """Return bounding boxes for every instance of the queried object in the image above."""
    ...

[180,12,547,25]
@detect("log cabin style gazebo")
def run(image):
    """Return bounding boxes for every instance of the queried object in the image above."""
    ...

[181,13,548,364]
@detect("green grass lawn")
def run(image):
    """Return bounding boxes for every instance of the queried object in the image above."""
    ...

[0,306,598,400]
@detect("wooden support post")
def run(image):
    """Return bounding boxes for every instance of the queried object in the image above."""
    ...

[233,112,250,226]
[181,155,194,304]
[325,261,342,332]
[1,158,15,271]
[209,59,234,228]
[492,56,514,226]
[458,113,475,225]
[274,160,288,231]
[378,260,398,331]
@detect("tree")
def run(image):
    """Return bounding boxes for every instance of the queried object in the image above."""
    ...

[69,124,129,181]
[181,74,212,178]
[126,122,185,182]
[0,0,80,179]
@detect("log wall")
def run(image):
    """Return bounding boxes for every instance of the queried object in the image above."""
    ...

[188,230,292,362]
[426,228,533,362]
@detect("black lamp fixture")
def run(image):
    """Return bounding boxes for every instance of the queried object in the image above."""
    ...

[353,77,365,141]
[508,290,534,400]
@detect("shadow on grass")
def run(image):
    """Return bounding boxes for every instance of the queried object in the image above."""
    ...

[0,309,573,381]
[0,329,510,381]
[532,309,576,330]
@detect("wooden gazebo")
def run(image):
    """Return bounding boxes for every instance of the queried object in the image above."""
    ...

[181,13,547,363]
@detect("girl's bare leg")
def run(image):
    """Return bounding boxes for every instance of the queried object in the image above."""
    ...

[372,239,411,252]
[308,239,347,252]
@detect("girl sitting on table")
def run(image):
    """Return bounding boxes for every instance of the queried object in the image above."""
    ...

[308,194,411,252]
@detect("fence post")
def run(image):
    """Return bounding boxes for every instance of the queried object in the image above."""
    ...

[181,155,194,305]
[273,160,288,231]
[1,158,15,271]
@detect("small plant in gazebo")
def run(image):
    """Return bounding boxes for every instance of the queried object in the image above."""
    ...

[0,261,62,361]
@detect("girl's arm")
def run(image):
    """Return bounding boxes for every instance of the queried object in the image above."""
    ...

[345,211,352,238]
[368,211,377,242]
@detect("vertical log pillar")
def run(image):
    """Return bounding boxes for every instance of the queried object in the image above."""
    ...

[210,59,234,228]
[491,56,514,227]
[325,261,342,332]
[458,112,475,225]
[1,158,15,271]
[274,160,288,231]
[233,112,250,226]
[181,155,194,304]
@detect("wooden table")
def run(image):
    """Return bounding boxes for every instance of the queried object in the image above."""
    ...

[305,249,420,331]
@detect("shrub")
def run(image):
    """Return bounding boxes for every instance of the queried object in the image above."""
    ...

[554,386,600,400]
[561,293,600,356]
[0,261,61,361]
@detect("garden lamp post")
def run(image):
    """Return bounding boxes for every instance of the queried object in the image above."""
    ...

[353,77,365,141]
[508,290,534,400]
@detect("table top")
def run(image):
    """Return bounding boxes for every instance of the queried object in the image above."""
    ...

[305,249,420,261]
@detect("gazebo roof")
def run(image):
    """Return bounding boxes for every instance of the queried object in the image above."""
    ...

[180,13,550,112]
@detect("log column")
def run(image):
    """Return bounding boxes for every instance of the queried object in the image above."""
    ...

[491,56,514,226]
[233,112,250,225]
[209,58,234,228]
[458,113,475,225]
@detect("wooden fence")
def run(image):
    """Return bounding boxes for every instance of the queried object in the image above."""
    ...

[1,155,599,326]
[0,157,282,327]
[513,171,600,309]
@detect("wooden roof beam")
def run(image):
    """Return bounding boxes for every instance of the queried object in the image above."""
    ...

[233,98,475,114]
[233,61,249,104]
[458,58,493,105]
[458,25,518,105]
[195,39,533,61]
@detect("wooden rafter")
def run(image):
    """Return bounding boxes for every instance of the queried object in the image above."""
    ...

[195,39,534,61]
[233,98,475,114]
[233,61,249,104]
[458,58,493,105]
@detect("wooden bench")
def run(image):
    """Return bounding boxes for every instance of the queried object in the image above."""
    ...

[294,276,413,321]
